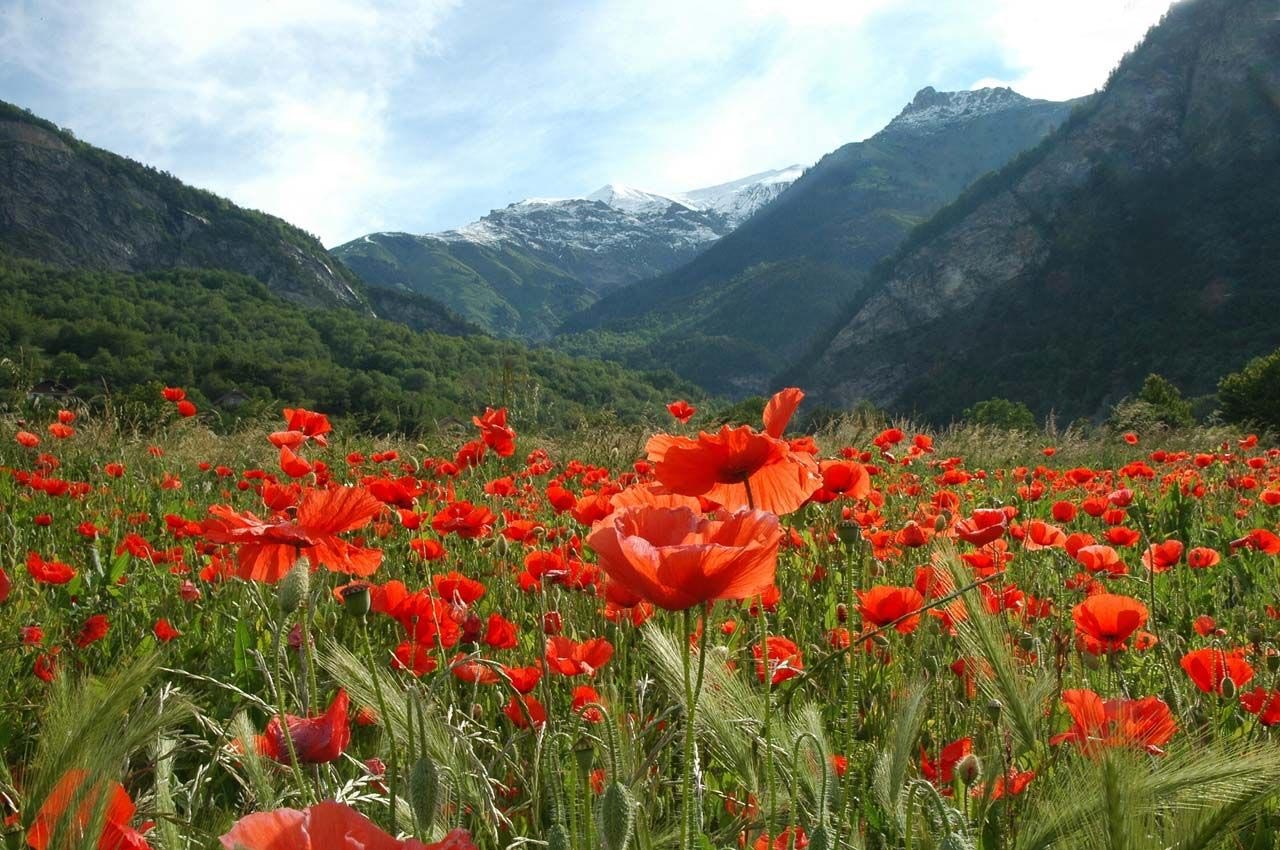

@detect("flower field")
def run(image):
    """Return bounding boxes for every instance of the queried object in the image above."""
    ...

[3,388,1280,850]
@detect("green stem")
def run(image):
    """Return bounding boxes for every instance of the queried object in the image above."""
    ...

[273,626,312,802]
[363,620,398,833]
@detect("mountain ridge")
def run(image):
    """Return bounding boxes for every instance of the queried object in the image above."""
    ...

[789,0,1280,422]
[332,166,805,339]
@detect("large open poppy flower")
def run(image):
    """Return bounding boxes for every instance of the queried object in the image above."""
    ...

[1072,593,1148,654]
[1050,689,1177,755]
[28,769,151,850]
[203,486,383,583]
[544,636,614,677]
[220,801,476,850]
[1180,648,1254,694]
[645,388,819,515]
[587,505,782,611]
[257,689,351,764]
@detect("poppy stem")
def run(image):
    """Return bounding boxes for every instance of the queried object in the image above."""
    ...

[273,625,312,803]
[363,620,398,834]
[680,605,711,850]
[744,478,756,511]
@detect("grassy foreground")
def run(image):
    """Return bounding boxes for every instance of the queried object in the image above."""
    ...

[2,396,1280,850]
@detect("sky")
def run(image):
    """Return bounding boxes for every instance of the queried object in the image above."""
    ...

[0,0,1177,246]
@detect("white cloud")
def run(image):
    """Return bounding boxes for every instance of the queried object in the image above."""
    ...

[975,0,1177,100]
[0,0,1178,243]
[1,0,455,243]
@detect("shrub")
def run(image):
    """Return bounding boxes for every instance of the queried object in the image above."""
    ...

[961,398,1036,431]
[1219,349,1280,432]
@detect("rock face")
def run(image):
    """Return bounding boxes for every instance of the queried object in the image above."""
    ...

[557,87,1078,396]
[795,0,1280,422]
[0,101,368,310]
[333,167,803,339]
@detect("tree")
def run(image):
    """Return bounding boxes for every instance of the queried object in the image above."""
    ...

[1219,350,1280,432]
[962,398,1036,431]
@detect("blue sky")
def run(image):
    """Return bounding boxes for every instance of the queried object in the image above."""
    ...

[0,0,1175,246]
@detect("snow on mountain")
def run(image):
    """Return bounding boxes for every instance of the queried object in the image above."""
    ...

[431,165,806,255]
[884,86,1037,135]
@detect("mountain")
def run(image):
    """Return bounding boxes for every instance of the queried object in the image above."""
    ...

[332,166,804,339]
[0,99,474,335]
[790,0,1280,422]
[557,87,1080,395]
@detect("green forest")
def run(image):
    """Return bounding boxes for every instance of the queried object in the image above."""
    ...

[0,253,696,432]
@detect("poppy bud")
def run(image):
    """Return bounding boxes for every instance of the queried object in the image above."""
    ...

[598,781,635,850]
[934,513,948,533]
[543,611,563,636]
[1220,675,1237,699]
[808,824,829,850]
[547,823,571,850]
[985,698,1003,722]
[1018,632,1036,652]
[956,753,982,785]
[409,754,439,833]
[836,603,848,623]
[835,521,860,545]
[278,558,311,615]
[339,584,371,619]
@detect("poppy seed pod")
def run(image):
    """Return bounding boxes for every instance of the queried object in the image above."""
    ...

[339,584,370,619]
[408,754,439,833]
[278,558,311,615]
[836,603,848,623]
[1247,625,1264,644]
[1267,650,1280,673]
[986,698,1003,722]
[836,521,860,545]
[598,781,635,850]
[547,823,571,850]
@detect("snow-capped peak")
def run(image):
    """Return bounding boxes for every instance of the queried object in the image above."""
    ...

[885,86,1034,135]
[586,183,691,214]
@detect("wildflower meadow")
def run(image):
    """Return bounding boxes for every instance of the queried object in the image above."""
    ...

[3,388,1280,850]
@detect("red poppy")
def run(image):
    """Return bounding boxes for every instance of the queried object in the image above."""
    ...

[153,619,180,642]
[1050,689,1177,755]
[473,407,516,457]
[162,387,186,401]
[503,693,547,728]
[257,689,351,764]
[1023,521,1066,551]
[16,430,40,448]
[646,388,819,515]
[431,502,496,539]
[920,737,972,785]
[1072,593,1148,654]
[666,400,697,423]
[203,486,383,583]
[1240,688,1280,725]
[176,400,197,418]
[28,769,151,850]
[587,505,782,611]
[74,614,110,648]
[433,572,486,606]
[571,685,604,722]
[1180,648,1254,695]
[1186,547,1221,568]
[981,768,1035,800]
[545,636,614,677]
[954,509,1007,547]
[753,635,805,685]
[27,552,76,585]
[810,459,871,502]
[0,567,9,603]
[857,585,926,634]
[1074,545,1126,575]
[220,801,477,850]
